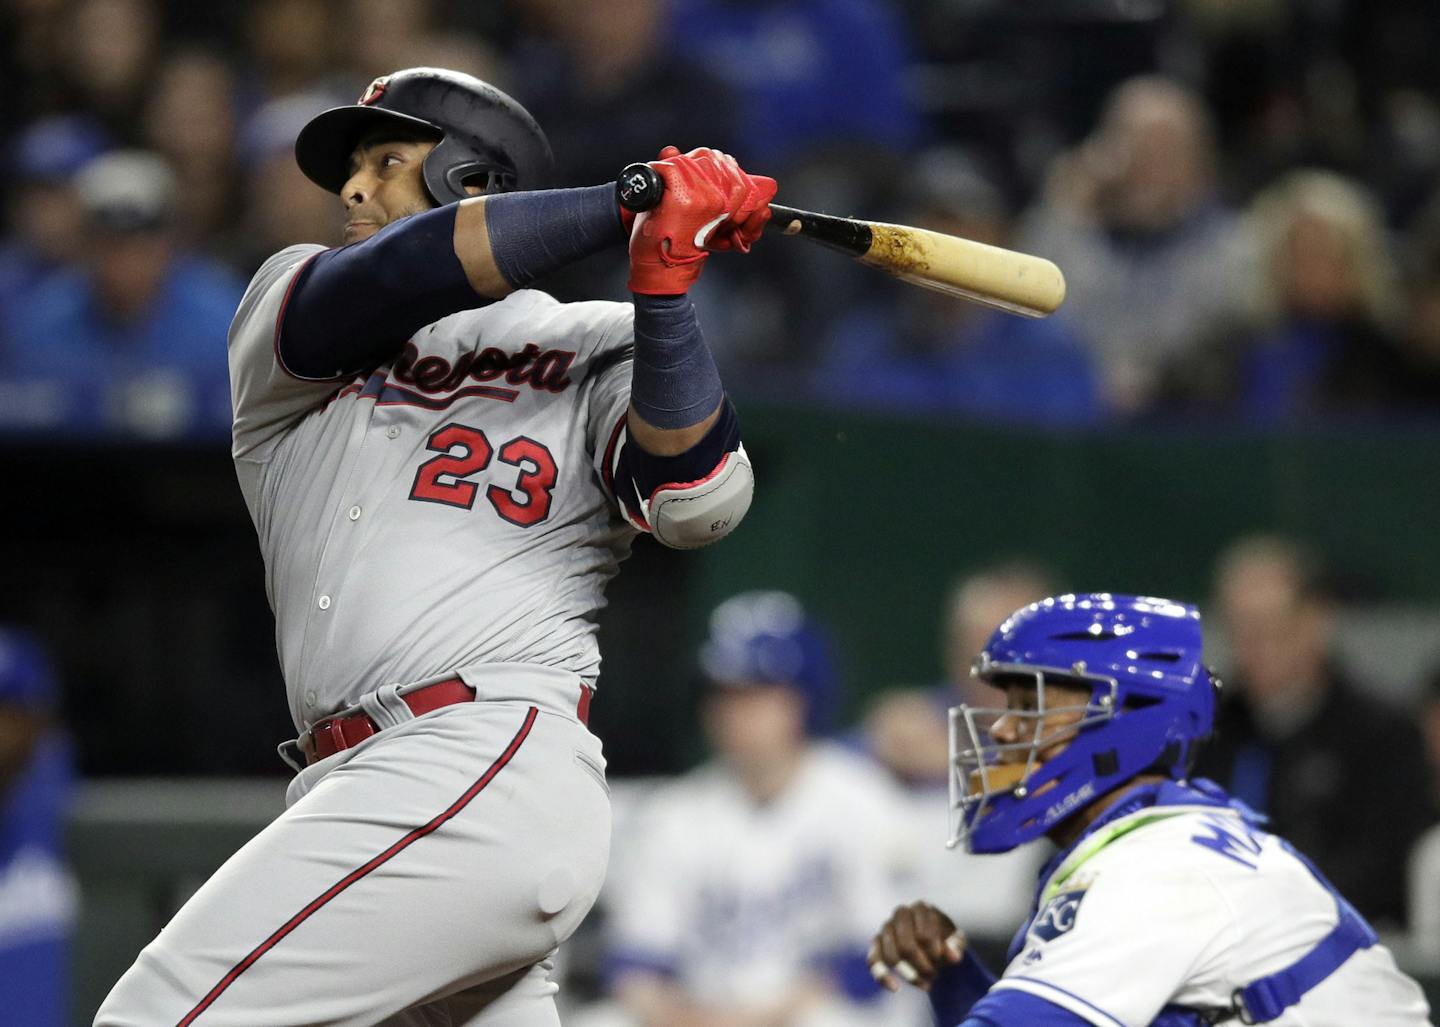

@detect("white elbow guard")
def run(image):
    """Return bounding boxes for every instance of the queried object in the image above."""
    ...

[641,444,753,549]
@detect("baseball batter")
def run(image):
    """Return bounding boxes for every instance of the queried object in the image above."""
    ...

[95,67,774,1026]
[867,594,1432,1027]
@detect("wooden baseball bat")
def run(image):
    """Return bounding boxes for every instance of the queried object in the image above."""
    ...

[616,163,1066,318]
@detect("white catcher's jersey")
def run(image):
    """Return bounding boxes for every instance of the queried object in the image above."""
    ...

[605,744,923,1021]
[993,804,1431,1026]
[229,244,637,729]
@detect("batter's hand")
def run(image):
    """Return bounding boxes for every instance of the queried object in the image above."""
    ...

[868,901,965,992]
[628,145,777,294]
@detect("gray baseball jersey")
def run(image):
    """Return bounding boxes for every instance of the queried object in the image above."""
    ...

[95,242,653,1026]
[229,244,638,730]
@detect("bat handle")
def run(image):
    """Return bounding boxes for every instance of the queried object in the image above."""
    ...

[617,163,664,212]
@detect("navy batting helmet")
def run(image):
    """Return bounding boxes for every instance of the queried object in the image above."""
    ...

[294,67,554,206]
[698,591,837,736]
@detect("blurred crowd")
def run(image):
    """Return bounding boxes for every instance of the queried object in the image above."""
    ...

[4,0,1440,437]
[5,0,1440,1018]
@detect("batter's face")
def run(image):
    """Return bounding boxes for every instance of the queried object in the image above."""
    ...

[340,133,440,244]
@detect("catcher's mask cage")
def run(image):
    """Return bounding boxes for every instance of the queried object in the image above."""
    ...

[946,593,1216,855]
[294,67,554,206]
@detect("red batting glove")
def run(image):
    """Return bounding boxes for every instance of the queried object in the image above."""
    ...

[628,145,778,294]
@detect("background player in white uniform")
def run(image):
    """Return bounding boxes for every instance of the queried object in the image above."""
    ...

[868,594,1432,1026]
[600,591,926,1027]
[95,67,775,1026]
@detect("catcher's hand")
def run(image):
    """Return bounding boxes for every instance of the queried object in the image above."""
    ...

[868,901,965,992]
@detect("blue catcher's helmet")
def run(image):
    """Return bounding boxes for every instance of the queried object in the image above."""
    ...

[698,591,837,736]
[949,594,1217,854]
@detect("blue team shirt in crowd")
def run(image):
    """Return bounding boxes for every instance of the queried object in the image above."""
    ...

[4,254,242,438]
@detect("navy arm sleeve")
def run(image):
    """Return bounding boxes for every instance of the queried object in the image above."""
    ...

[278,204,477,380]
[929,951,998,1027]
[279,184,628,381]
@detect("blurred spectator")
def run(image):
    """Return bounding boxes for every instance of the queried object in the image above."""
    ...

[247,0,340,99]
[860,562,1053,949]
[0,116,110,356]
[665,0,920,171]
[600,591,920,1026]
[0,628,78,1027]
[1384,200,1440,412]
[1018,76,1248,415]
[3,0,71,135]
[864,560,1059,788]
[812,149,1100,423]
[1196,535,1436,929]
[1423,668,1440,810]
[6,150,243,437]
[508,0,743,303]
[337,0,502,83]
[513,0,740,188]
[1163,170,1421,420]
[143,49,241,247]
[235,92,345,271]
[61,0,160,141]
[659,0,923,358]
[1411,667,1440,959]
[341,0,433,77]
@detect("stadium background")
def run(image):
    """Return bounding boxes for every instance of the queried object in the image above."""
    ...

[2,0,1440,1020]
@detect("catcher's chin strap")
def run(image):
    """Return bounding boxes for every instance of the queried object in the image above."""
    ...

[1180,902,1376,1024]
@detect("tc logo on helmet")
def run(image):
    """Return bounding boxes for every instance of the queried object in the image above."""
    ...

[359,77,390,105]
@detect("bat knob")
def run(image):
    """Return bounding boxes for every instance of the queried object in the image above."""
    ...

[617,163,664,213]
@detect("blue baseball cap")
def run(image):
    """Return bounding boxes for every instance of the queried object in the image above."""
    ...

[14,116,111,183]
[698,590,838,734]
[0,629,58,709]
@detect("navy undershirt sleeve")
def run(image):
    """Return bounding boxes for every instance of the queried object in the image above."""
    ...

[930,951,998,1027]
[278,204,477,380]
[279,186,630,381]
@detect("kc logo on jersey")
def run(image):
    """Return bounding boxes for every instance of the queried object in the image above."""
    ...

[1030,887,1088,943]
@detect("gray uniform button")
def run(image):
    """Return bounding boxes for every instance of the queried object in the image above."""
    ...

[386,426,400,439]
[305,689,318,706]
[318,595,331,610]
[348,505,362,521]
